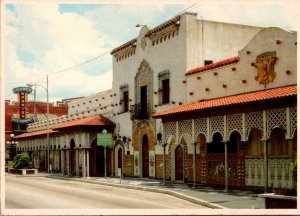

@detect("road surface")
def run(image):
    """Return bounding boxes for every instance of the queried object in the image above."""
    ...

[5,175,209,209]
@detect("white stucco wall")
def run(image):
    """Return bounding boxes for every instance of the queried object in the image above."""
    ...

[186,27,297,103]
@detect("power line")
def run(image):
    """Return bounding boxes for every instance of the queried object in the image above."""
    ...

[33,4,199,85]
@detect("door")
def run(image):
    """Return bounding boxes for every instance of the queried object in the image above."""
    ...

[96,146,104,176]
[118,148,122,176]
[140,85,147,118]
[175,145,184,180]
[142,135,149,178]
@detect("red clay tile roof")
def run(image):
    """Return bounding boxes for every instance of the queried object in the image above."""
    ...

[153,85,297,118]
[145,15,180,37]
[185,57,240,76]
[15,129,58,139]
[110,38,137,55]
[53,115,115,130]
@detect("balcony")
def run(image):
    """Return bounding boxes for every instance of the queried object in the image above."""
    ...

[130,103,149,120]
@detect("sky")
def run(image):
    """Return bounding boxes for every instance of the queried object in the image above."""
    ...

[2,0,300,103]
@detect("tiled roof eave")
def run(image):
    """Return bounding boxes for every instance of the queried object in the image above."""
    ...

[15,129,58,139]
[186,57,240,76]
[110,38,137,55]
[145,16,180,37]
[153,85,297,119]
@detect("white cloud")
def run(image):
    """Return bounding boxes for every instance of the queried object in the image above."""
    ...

[5,3,113,102]
[4,1,299,103]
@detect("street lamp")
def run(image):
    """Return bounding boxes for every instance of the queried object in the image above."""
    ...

[157,132,167,185]
[135,24,146,28]
[27,75,49,173]
[6,133,18,161]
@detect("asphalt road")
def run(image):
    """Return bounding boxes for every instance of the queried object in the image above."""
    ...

[5,175,209,209]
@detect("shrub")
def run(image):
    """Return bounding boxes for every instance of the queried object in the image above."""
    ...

[13,154,30,169]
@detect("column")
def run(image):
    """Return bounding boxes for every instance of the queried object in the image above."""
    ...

[83,149,86,178]
[76,149,79,176]
[263,139,268,193]
[224,142,228,192]
[66,149,70,176]
[86,149,90,177]
[192,119,196,188]
[193,142,196,188]
[61,149,64,175]
[163,143,166,185]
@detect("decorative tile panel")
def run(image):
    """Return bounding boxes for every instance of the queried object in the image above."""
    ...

[179,120,192,138]
[267,109,287,138]
[194,118,207,138]
[134,151,139,176]
[227,114,243,139]
[245,111,263,139]
[210,116,224,137]
[291,107,297,136]
[164,122,176,139]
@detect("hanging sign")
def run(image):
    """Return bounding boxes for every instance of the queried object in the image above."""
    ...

[11,86,34,124]
[97,130,113,147]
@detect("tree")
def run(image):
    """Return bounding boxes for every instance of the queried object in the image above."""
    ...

[13,154,31,169]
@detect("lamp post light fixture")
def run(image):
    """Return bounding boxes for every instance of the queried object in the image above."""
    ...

[122,136,130,149]
[157,132,167,185]
[27,75,49,173]
[7,133,18,161]
[136,24,146,28]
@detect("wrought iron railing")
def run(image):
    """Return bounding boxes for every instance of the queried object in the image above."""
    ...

[130,103,149,120]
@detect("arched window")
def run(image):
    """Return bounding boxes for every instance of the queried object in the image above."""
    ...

[207,132,224,154]
[269,128,288,156]
[247,128,263,156]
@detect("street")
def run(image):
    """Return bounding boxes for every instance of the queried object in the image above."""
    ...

[5,175,209,209]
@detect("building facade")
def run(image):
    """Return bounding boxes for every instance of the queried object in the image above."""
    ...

[14,13,297,191]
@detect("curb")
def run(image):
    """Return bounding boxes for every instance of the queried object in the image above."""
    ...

[5,173,51,178]
[47,175,225,209]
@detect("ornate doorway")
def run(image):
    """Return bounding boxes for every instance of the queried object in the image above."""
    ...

[175,145,184,181]
[142,135,149,178]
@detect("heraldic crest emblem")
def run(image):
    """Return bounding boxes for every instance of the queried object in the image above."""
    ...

[254,51,277,87]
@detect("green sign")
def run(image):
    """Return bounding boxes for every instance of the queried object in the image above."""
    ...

[97,132,113,147]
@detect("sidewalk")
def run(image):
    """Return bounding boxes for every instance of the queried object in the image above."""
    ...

[42,173,265,209]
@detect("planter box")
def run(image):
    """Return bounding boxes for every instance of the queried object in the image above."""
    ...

[8,168,38,175]
[258,193,297,209]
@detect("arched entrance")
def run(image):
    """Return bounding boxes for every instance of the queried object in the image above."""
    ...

[228,131,241,186]
[268,128,289,188]
[269,128,288,156]
[70,139,76,176]
[247,128,263,156]
[207,132,224,185]
[175,145,184,181]
[90,139,104,177]
[118,147,122,174]
[197,133,207,183]
[142,135,149,178]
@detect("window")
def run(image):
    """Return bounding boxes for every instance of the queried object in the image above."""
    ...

[162,79,170,104]
[158,70,170,105]
[120,84,129,113]
[204,60,213,65]
[123,91,129,112]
